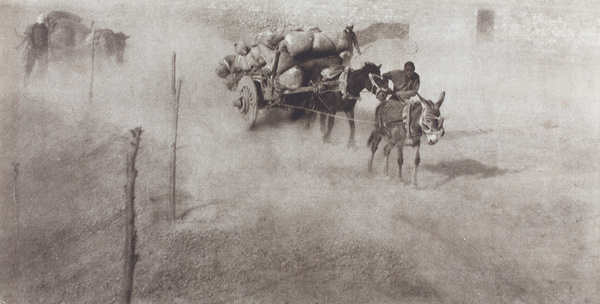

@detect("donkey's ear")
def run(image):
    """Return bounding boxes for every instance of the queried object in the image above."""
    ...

[435,91,445,109]
[378,64,382,69]
[417,93,433,108]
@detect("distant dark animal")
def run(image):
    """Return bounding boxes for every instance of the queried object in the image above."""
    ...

[44,16,129,64]
[367,92,446,186]
[306,61,388,147]
[91,29,130,63]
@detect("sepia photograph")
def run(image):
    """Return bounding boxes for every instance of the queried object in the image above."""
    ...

[0,0,598,303]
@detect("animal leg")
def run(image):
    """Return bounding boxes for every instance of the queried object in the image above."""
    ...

[367,131,381,172]
[345,110,356,148]
[383,142,394,176]
[37,50,48,77]
[411,144,421,186]
[305,111,314,129]
[319,113,327,133]
[322,113,335,144]
[397,144,404,182]
[23,50,36,86]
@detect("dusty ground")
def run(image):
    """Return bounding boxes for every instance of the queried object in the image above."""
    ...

[0,1,598,303]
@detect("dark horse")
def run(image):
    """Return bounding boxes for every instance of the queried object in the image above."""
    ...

[90,29,130,63]
[367,92,446,186]
[306,62,388,147]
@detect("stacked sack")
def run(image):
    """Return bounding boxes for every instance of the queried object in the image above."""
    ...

[216,27,353,91]
[46,10,91,50]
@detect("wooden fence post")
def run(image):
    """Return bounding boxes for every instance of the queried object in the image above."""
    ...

[11,162,21,300]
[171,52,177,97]
[12,162,19,237]
[168,52,182,221]
[122,127,142,304]
[169,78,182,221]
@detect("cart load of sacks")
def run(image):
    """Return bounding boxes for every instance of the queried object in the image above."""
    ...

[216,28,355,91]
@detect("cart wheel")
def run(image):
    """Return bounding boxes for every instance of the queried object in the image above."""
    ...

[237,76,259,129]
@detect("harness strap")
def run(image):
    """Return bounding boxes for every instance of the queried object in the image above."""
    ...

[343,92,361,100]
[382,119,404,129]
[314,91,333,112]
[339,67,350,98]
[378,102,424,140]
[406,102,412,138]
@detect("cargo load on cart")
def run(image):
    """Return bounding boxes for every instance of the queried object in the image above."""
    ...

[215,27,357,91]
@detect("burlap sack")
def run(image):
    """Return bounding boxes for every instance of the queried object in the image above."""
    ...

[258,44,297,74]
[276,66,304,90]
[50,18,91,48]
[215,63,229,78]
[249,46,266,67]
[257,44,275,68]
[47,11,83,25]
[234,40,249,55]
[215,55,236,78]
[311,32,337,56]
[279,30,314,58]
[256,31,285,49]
[324,31,352,53]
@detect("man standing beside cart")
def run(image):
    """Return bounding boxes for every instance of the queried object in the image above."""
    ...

[21,13,50,86]
[341,23,362,67]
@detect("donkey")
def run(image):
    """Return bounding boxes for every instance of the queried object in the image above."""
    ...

[306,62,388,147]
[367,92,446,186]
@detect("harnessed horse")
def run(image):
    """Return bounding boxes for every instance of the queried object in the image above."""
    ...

[305,62,389,147]
[367,91,446,186]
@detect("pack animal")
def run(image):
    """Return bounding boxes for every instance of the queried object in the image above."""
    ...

[90,29,130,63]
[45,18,129,64]
[306,61,388,147]
[367,92,446,186]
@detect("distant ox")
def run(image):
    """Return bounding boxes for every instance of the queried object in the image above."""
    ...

[44,14,130,64]
[88,29,130,63]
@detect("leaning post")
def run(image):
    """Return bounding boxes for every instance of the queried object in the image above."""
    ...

[169,78,182,221]
[171,52,177,96]
[122,127,142,304]
[11,162,21,299]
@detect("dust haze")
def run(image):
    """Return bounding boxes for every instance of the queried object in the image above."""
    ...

[1,0,599,303]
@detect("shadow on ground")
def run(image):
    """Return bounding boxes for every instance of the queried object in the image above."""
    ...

[423,158,513,188]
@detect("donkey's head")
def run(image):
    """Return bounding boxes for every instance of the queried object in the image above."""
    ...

[417,92,445,145]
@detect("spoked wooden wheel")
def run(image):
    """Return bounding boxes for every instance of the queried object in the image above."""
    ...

[236,76,259,129]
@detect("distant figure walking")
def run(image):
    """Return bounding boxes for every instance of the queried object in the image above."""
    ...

[21,13,49,85]
[341,23,362,67]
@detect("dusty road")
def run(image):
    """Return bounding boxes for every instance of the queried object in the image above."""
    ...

[0,1,598,303]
